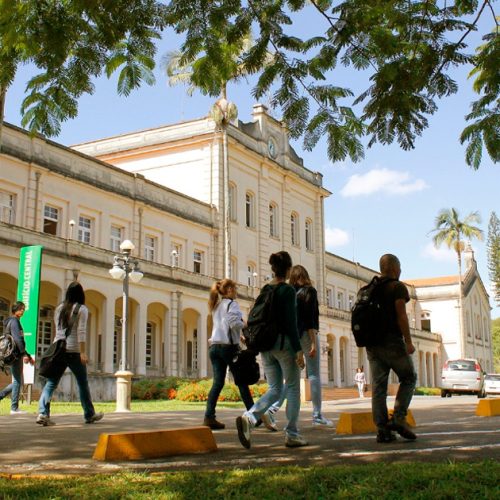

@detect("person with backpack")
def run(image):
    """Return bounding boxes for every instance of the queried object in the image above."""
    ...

[268,265,332,426]
[0,301,34,414]
[365,254,417,443]
[203,278,263,430]
[36,282,103,426]
[236,251,307,449]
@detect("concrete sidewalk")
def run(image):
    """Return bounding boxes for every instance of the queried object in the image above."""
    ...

[0,396,498,475]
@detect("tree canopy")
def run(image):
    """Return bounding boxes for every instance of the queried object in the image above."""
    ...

[1,0,498,168]
[487,211,500,305]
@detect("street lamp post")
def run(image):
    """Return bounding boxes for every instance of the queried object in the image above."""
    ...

[109,239,143,411]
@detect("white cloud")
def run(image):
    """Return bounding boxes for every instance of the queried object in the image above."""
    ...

[325,227,350,250]
[421,242,456,263]
[340,168,428,197]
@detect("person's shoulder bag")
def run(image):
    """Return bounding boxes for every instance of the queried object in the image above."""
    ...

[39,304,81,379]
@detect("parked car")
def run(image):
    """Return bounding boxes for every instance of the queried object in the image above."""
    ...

[440,358,485,398]
[484,373,500,396]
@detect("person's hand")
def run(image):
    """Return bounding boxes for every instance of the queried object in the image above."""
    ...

[80,353,88,365]
[23,356,34,365]
[296,351,305,369]
[406,341,415,355]
[308,345,316,359]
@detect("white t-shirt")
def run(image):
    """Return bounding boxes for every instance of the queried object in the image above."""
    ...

[209,298,244,345]
[54,303,88,353]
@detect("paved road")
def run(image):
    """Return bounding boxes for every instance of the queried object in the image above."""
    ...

[0,396,498,475]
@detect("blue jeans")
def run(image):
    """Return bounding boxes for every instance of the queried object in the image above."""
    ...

[205,344,254,418]
[0,357,24,411]
[367,339,417,430]
[38,353,96,421]
[270,332,323,419]
[246,336,302,438]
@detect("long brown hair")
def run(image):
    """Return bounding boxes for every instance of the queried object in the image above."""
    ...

[208,278,237,313]
[289,265,312,287]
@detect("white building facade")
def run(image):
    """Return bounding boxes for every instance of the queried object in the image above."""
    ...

[0,105,492,399]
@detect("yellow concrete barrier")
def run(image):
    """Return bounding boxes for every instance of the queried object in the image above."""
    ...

[336,409,416,435]
[476,398,500,417]
[93,426,217,461]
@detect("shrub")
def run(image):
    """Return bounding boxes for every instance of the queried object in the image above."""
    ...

[176,380,211,402]
[132,376,187,400]
[414,386,441,396]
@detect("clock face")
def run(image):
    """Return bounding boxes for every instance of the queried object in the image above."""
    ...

[268,138,277,158]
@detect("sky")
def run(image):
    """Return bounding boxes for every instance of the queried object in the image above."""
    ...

[3,7,499,317]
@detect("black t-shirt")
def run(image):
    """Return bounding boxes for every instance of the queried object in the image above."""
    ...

[295,286,319,334]
[380,279,410,341]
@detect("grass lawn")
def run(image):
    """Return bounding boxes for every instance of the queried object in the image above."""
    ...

[0,398,242,415]
[0,462,498,499]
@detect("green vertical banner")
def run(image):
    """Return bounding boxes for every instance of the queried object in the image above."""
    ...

[17,245,43,358]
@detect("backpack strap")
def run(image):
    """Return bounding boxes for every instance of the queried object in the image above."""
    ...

[226,299,236,345]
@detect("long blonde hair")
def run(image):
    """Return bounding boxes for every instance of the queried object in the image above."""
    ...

[289,265,312,287]
[208,278,237,313]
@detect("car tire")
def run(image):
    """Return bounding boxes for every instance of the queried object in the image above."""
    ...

[446,392,452,398]
[440,390,447,398]
[477,389,486,399]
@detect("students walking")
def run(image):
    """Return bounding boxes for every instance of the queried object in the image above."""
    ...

[37,282,103,426]
[236,251,307,449]
[0,301,34,414]
[269,265,332,426]
[203,279,256,430]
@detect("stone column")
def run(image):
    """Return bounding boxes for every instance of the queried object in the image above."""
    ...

[135,300,148,376]
[103,296,116,374]
[335,336,342,388]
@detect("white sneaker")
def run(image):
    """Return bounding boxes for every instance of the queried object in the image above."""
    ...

[10,409,28,415]
[236,415,252,449]
[261,411,278,432]
[285,434,308,448]
[312,416,333,427]
[36,414,56,426]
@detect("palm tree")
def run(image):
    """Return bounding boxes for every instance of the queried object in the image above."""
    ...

[432,208,483,357]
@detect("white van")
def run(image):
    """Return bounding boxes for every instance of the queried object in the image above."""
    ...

[440,358,485,398]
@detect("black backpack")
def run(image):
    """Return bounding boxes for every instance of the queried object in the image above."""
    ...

[243,283,284,352]
[0,319,19,372]
[351,277,395,347]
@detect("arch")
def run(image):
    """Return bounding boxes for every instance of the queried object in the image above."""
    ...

[326,333,335,384]
[425,352,432,387]
[339,337,348,385]
[146,301,169,376]
[113,296,139,372]
[182,308,201,378]
[85,289,106,372]
[0,295,11,335]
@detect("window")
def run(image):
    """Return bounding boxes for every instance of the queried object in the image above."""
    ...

[171,243,182,267]
[193,250,203,274]
[305,219,313,251]
[0,298,9,335]
[247,263,257,286]
[269,203,279,237]
[348,294,355,310]
[144,235,157,261]
[229,183,237,222]
[43,205,59,235]
[0,191,15,224]
[245,192,255,228]
[337,291,344,310]
[113,316,121,366]
[466,311,471,337]
[291,212,299,246]
[421,311,431,332]
[78,216,92,244]
[146,322,155,368]
[110,225,123,253]
[38,306,54,357]
[326,288,334,308]
[231,257,237,281]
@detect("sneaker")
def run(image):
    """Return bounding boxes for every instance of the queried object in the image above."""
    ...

[376,429,396,443]
[312,416,333,427]
[388,417,417,440]
[85,412,104,424]
[236,415,252,449]
[285,435,308,448]
[10,409,28,415]
[203,417,225,430]
[36,414,56,427]
[261,411,278,432]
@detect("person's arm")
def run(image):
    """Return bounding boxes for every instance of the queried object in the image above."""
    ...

[300,288,318,358]
[76,306,89,364]
[395,298,415,354]
[9,318,26,354]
